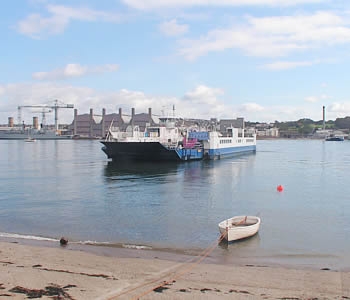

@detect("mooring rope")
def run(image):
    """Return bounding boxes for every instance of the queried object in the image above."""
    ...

[108,231,227,300]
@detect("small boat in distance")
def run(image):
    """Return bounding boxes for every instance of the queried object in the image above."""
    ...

[325,134,344,141]
[218,216,261,242]
[24,137,36,142]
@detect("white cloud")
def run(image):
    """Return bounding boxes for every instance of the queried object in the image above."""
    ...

[0,83,230,124]
[16,4,123,38]
[305,96,319,103]
[32,64,119,80]
[159,19,188,37]
[122,0,324,10]
[1,82,350,125]
[46,5,122,23]
[239,103,264,112]
[17,13,69,38]
[328,102,350,113]
[262,60,318,70]
[178,11,350,60]
[305,94,331,103]
[183,85,224,104]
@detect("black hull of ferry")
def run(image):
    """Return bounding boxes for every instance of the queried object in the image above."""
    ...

[101,141,184,162]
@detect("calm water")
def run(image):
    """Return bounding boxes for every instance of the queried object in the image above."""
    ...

[0,139,349,269]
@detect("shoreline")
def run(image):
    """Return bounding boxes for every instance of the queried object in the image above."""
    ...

[1,240,349,299]
[2,235,348,272]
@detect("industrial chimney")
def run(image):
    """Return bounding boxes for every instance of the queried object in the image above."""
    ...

[322,106,325,130]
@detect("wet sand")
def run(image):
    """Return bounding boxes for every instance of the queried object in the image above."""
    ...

[1,241,350,299]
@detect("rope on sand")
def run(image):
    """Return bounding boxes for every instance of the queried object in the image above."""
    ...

[108,232,227,300]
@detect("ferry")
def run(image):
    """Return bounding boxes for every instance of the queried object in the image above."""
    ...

[101,117,204,162]
[101,117,256,162]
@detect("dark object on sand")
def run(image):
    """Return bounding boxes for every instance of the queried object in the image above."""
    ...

[9,284,74,299]
[60,237,68,246]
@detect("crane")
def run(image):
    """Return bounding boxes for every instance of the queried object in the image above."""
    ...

[18,100,74,131]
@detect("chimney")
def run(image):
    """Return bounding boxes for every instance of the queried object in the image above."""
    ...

[118,108,122,125]
[8,117,14,127]
[33,116,39,129]
[148,107,152,123]
[131,108,135,127]
[322,106,325,130]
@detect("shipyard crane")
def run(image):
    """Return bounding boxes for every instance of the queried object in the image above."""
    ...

[18,100,74,131]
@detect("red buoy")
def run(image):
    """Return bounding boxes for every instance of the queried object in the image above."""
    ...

[277,185,284,192]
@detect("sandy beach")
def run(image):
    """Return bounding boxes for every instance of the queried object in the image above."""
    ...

[0,241,349,299]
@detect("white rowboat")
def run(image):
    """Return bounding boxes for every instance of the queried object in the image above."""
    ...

[218,216,261,242]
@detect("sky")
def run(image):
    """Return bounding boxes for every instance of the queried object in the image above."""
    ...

[1,0,350,125]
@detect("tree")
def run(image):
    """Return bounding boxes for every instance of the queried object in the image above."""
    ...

[335,117,350,129]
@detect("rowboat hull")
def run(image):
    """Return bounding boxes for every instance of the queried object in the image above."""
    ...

[218,216,260,242]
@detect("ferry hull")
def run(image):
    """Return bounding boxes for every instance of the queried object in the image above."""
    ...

[101,141,203,162]
[205,145,256,160]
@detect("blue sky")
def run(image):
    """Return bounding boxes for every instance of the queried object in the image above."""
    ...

[1,0,350,124]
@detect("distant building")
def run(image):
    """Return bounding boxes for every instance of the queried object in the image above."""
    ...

[255,123,279,137]
[256,127,279,137]
[219,118,244,132]
[69,108,158,138]
[278,128,299,138]
[68,107,252,139]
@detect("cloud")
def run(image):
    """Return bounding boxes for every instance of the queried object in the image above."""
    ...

[178,11,350,60]
[183,85,224,104]
[16,4,123,38]
[262,60,318,70]
[17,13,68,38]
[328,102,350,113]
[32,64,119,80]
[0,83,230,124]
[305,94,330,103]
[239,103,264,112]
[159,19,188,37]
[305,96,319,103]
[122,0,324,10]
[1,82,350,125]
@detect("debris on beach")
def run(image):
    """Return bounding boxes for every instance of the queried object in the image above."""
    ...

[9,284,75,299]
[60,237,68,246]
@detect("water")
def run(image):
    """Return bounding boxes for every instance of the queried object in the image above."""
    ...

[0,139,349,269]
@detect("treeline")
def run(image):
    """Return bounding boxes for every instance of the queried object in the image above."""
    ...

[247,116,350,136]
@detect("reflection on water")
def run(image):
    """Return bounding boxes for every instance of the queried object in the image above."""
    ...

[218,233,261,251]
[104,161,180,179]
